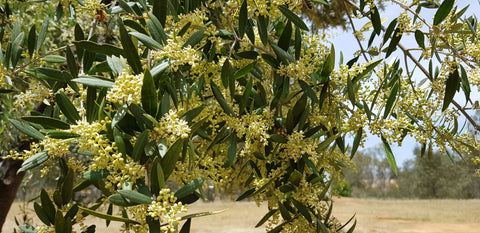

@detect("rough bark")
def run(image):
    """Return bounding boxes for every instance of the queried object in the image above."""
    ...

[0,159,25,232]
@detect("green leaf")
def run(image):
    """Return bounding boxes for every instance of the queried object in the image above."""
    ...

[150,158,165,195]
[383,19,397,45]
[41,189,56,224]
[183,30,204,48]
[179,218,191,233]
[317,133,339,152]
[22,116,71,129]
[62,168,74,205]
[291,198,312,223]
[161,139,184,179]
[147,12,168,44]
[233,61,257,79]
[414,30,425,49]
[130,32,162,50]
[36,17,49,51]
[236,187,255,201]
[271,43,295,64]
[34,202,51,226]
[175,178,205,201]
[294,26,301,60]
[383,81,399,118]
[44,55,66,63]
[142,69,158,116]
[442,68,460,111]
[321,44,335,78]
[351,128,362,159]
[18,151,49,173]
[119,20,142,75]
[381,136,398,175]
[35,67,69,82]
[385,28,402,58]
[257,15,268,46]
[73,41,125,57]
[81,169,110,180]
[28,25,36,57]
[56,92,80,123]
[433,0,454,25]
[278,5,309,31]
[298,80,318,103]
[238,0,248,38]
[66,46,78,78]
[72,76,114,88]
[278,21,292,51]
[9,119,45,140]
[152,0,167,27]
[78,206,139,224]
[118,190,153,204]
[108,194,136,207]
[255,209,278,227]
[210,81,235,116]
[371,6,382,35]
[460,65,470,102]
[347,219,357,233]
[269,134,288,143]
[286,94,307,134]
[221,59,234,89]
[132,131,149,162]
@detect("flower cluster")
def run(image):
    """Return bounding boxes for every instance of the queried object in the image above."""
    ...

[69,119,145,188]
[147,189,188,232]
[106,72,143,105]
[150,109,191,144]
[152,39,202,72]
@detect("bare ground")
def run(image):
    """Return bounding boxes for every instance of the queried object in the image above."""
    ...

[3,198,480,232]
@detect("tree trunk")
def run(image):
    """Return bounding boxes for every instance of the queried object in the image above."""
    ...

[0,158,25,232]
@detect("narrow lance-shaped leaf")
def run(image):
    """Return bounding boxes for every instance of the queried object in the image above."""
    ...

[142,69,158,116]
[442,68,460,111]
[18,151,49,173]
[73,41,125,57]
[238,0,248,38]
[9,119,45,140]
[56,92,81,123]
[130,32,162,50]
[381,136,398,175]
[78,206,140,224]
[175,178,205,200]
[210,80,235,116]
[28,25,36,57]
[433,0,455,25]
[371,6,382,35]
[72,76,114,88]
[257,15,268,46]
[383,81,399,118]
[36,17,49,51]
[21,116,71,129]
[119,20,142,74]
[118,190,153,204]
[40,189,56,224]
[414,30,425,49]
[161,139,184,179]
[132,131,149,161]
[278,5,309,31]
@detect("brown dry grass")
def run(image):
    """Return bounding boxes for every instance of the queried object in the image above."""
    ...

[3,198,480,232]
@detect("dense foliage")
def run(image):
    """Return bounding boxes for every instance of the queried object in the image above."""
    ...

[0,0,479,232]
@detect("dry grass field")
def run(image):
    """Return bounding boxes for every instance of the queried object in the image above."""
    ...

[3,198,480,232]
